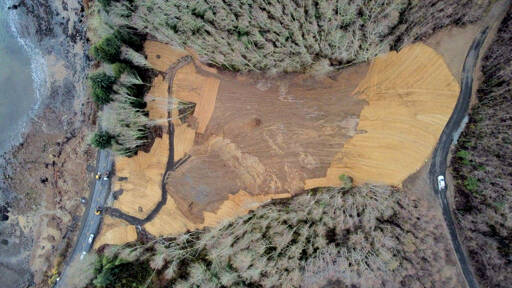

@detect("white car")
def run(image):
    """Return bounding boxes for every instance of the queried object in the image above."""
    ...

[437,175,446,191]
[80,251,87,260]
[88,233,95,244]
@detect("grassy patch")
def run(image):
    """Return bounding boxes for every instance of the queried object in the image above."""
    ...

[456,150,471,166]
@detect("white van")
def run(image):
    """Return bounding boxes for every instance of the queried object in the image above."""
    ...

[437,175,446,191]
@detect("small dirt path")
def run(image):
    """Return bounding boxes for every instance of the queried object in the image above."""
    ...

[105,56,192,226]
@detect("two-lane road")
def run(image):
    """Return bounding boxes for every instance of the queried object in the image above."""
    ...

[56,149,113,287]
[429,27,489,288]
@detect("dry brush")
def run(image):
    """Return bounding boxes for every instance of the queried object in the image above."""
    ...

[91,184,459,287]
[103,0,491,73]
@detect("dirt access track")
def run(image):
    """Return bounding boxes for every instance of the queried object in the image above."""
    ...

[96,37,460,245]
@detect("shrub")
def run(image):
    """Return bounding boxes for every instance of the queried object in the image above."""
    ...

[456,150,470,165]
[91,131,114,149]
[90,35,122,63]
[89,71,117,105]
[97,0,112,9]
[113,28,142,50]
[464,177,479,194]
[112,63,130,79]
[90,71,117,91]
[338,174,353,189]
[92,88,113,105]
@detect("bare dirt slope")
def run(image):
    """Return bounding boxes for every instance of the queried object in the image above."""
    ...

[145,189,290,237]
[173,63,220,133]
[166,62,367,224]
[93,216,136,248]
[113,134,169,218]
[306,43,460,187]
[97,41,367,242]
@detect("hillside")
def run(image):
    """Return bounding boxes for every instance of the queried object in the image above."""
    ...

[95,0,491,73]
[52,1,507,288]
[68,185,461,288]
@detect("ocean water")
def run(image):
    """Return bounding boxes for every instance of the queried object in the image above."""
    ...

[0,1,46,155]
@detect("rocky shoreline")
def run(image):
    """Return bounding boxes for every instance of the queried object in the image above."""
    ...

[0,1,95,287]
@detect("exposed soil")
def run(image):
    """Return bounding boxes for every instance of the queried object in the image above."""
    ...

[96,2,507,254]
[93,216,136,248]
[112,74,171,219]
[168,63,367,223]
[97,42,366,242]
[113,134,169,219]
[100,32,476,245]
[306,43,460,187]
[173,62,220,133]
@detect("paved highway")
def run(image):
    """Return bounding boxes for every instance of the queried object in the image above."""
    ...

[429,27,489,288]
[56,149,113,287]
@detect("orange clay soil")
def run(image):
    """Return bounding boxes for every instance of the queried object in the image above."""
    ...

[112,74,170,219]
[113,134,169,218]
[93,216,137,248]
[145,41,188,72]
[172,108,197,161]
[305,43,460,188]
[144,190,290,237]
[145,75,170,122]
[173,62,220,133]
[164,64,367,227]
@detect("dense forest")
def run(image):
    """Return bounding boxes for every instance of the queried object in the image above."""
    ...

[94,0,491,73]
[68,184,460,288]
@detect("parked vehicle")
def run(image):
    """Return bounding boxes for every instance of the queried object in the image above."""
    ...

[80,251,87,260]
[88,233,95,244]
[437,175,446,191]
